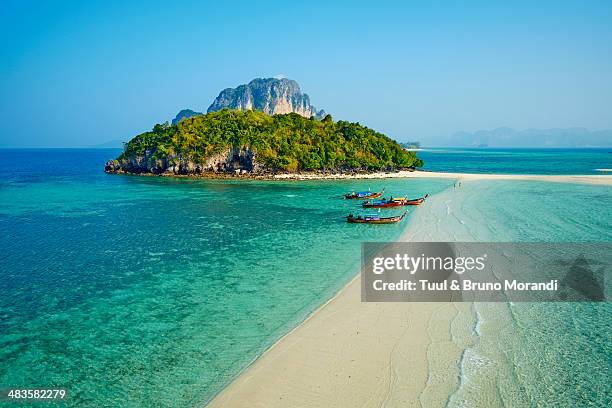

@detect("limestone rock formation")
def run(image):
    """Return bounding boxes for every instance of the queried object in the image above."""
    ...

[207,78,325,118]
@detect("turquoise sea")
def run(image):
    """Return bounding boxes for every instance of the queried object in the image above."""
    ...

[402,178,612,406]
[0,148,610,407]
[0,149,450,407]
[418,147,611,174]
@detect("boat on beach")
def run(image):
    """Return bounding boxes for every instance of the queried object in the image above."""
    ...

[362,194,428,208]
[344,189,384,200]
[346,211,407,224]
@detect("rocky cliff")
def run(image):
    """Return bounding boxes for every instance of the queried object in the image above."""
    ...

[172,109,203,125]
[207,78,325,118]
[105,145,260,175]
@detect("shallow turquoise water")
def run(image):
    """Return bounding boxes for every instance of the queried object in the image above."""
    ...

[418,147,612,175]
[403,179,612,406]
[1,148,610,407]
[0,149,452,407]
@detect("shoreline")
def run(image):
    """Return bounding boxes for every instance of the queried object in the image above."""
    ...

[205,175,610,407]
[206,186,468,408]
[108,169,612,185]
[206,277,467,408]
[273,170,612,185]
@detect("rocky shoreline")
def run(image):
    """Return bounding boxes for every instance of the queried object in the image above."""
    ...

[104,164,612,185]
[104,147,419,180]
[104,163,419,181]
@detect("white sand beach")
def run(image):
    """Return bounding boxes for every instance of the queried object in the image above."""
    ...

[207,275,472,408]
[207,172,610,407]
[273,170,612,185]
[207,180,475,408]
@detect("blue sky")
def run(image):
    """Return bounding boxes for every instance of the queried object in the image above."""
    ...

[1,0,611,147]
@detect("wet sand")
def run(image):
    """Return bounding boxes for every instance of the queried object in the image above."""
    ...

[207,275,471,408]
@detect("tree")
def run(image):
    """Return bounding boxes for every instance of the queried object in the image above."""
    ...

[117,109,422,172]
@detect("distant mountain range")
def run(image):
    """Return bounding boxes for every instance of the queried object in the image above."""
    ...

[425,127,612,147]
[172,78,325,125]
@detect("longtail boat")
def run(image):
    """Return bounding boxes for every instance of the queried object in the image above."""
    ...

[344,189,384,200]
[346,211,407,224]
[362,194,428,208]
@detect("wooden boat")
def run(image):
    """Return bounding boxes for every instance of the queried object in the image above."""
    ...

[362,194,428,208]
[344,189,384,200]
[346,211,407,224]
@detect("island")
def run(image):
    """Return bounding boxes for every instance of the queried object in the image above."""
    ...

[105,109,423,178]
[105,78,422,178]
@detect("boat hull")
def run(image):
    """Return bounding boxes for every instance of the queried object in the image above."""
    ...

[346,212,406,224]
[362,195,428,208]
[344,190,384,200]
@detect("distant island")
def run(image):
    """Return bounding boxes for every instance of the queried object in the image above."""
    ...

[400,141,421,149]
[105,109,421,177]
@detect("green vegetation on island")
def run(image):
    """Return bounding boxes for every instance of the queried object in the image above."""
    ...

[107,109,423,175]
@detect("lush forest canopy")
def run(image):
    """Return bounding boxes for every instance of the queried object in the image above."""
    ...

[119,109,422,172]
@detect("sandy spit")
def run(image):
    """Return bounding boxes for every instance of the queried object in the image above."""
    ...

[206,273,471,408]
[205,170,609,407]
[272,170,612,185]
